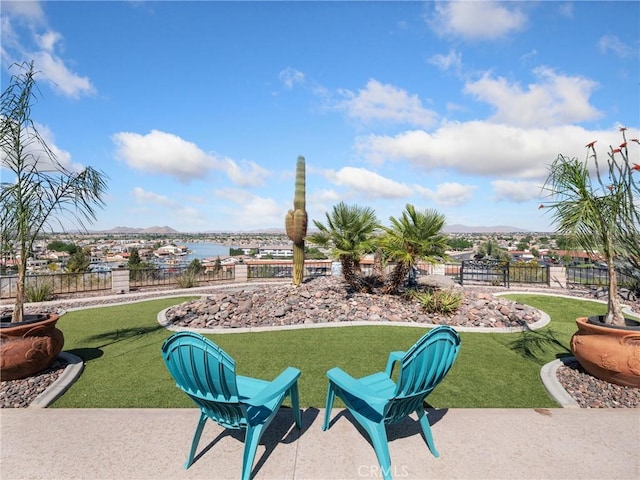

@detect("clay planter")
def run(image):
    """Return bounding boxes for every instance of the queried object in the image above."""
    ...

[570,316,640,388]
[0,314,64,381]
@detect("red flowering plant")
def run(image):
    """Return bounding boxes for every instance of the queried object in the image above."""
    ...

[541,127,639,326]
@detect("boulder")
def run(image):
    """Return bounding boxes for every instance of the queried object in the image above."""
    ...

[417,274,460,290]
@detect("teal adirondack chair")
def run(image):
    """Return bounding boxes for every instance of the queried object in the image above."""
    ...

[323,326,461,480]
[161,332,301,480]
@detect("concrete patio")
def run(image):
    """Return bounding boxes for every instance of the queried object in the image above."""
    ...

[1,407,638,479]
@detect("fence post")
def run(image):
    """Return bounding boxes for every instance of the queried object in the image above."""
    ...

[549,265,567,289]
[235,263,248,283]
[546,265,551,287]
[111,268,130,294]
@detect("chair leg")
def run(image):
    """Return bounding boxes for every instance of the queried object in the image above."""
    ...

[184,412,208,469]
[241,424,264,480]
[322,382,336,430]
[362,421,393,480]
[416,408,439,458]
[289,383,302,429]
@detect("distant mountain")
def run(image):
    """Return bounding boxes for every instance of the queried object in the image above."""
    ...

[443,224,529,234]
[90,224,532,235]
[100,226,180,234]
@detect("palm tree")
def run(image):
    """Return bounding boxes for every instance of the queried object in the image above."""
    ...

[1,62,108,323]
[381,204,448,295]
[542,128,639,326]
[308,202,379,292]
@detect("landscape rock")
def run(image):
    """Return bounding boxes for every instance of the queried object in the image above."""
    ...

[163,276,542,329]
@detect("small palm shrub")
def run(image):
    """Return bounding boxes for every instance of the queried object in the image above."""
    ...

[412,288,462,314]
[25,281,54,302]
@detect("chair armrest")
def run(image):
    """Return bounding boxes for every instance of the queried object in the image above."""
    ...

[246,367,301,406]
[327,367,389,404]
[385,351,404,376]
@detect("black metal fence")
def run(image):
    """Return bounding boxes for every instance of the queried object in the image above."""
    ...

[459,260,549,287]
[11,261,633,299]
[129,266,234,288]
[247,261,332,279]
[566,266,637,288]
[0,271,111,299]
[460,260,510,287]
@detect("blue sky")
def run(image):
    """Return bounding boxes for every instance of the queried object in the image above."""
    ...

[1,1,638,233]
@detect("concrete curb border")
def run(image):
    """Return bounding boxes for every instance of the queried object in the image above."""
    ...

[157,305,551,335]
[540,357,581,408]
[29,352,84,408]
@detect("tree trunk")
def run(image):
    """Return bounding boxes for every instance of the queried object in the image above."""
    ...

[372,248,384,279]
[383,261,411,295]
[341,256,371,293]
[604,261,625,326]
[12,257,26,323]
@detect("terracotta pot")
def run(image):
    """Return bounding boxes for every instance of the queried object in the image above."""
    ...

[570,316,640,388]
[0,314,64,381]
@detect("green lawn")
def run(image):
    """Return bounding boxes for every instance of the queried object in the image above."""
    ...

[52,294,610,409]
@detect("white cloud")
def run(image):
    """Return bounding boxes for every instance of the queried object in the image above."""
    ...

[355,122,627,180]
[214,188,284,229]
[113,130,215,183]
[0,121,80,173]
[309,188,342,204]
[428,1,527,40]
[0,1,45,22]
[1,5,95,98]
[414,182,476,207]
[279,67,305,88]
[492,180,542,202]
[32,50,96,98]
[598,35,635,59]
[325,166,413,199]
[220,157,269,188]
[36,31,62,52]
[132,187,177,207]
[112,130,268,186]
[337,79,437,128]
[131,187,208,226]
[35,122,83,171]
[428,49,462,73]
[464,67,601,127]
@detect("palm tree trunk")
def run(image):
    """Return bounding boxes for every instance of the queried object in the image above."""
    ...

[383,261,411,295]
[605,260,625,326]
[341,256,371,293]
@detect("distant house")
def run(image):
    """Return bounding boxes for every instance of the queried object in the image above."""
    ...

[154,245,189,257]
[509,250,535,262]
[46,251,71,264]
[256,245,294,258]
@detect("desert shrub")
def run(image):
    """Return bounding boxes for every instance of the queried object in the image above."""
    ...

[25,281,54,302]
[175,272,198,288]
[412,288,462,314]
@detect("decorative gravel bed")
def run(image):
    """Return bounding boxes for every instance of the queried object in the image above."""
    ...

[556,359,639,408]
[162,276,541,329]
[1,276,638,408]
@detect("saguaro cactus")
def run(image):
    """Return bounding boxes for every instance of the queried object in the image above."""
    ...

[285,156,308,286]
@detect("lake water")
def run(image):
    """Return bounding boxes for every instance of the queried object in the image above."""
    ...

[182,242,230,261]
